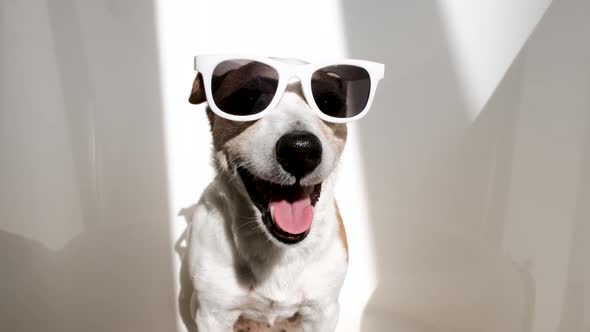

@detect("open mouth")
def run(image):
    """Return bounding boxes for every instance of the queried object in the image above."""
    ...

[237,166,322,244]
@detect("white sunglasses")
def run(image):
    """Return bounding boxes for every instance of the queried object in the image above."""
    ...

[194,55,385,123]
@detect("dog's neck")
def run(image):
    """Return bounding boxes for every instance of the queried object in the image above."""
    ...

[214,170,338,285]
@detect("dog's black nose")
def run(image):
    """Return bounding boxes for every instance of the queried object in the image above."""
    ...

[276,131,323,179]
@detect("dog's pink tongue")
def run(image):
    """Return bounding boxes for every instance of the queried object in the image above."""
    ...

[270,197,314,235]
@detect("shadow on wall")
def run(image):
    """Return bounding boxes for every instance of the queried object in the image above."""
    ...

[0,1,176,331]
[557,112,590,332]
[339,1,527,331]
[340,0,590,331]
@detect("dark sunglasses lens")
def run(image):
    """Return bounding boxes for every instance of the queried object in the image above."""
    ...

[211,60,279,117]
[311,65,370,119]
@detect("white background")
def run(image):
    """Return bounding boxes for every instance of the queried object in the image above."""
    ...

[1,0,588,331]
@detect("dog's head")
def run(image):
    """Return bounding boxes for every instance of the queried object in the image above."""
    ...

[189,60,347,246]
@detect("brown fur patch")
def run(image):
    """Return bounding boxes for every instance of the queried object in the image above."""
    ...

[326,122,348,142]
[209,115,257,152]
[319,121,347,156]
[334,201,348,259]
[206,108,216,128]
[188,73,207,104]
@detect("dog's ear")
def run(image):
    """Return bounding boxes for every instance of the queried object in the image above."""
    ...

[188,73,207,104]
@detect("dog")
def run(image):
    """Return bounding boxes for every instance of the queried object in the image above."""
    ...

[183,56,383,331]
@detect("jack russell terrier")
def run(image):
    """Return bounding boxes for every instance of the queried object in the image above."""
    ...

[184,55,384,331]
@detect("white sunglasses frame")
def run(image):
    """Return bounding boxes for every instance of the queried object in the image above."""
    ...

[194,55,385,123]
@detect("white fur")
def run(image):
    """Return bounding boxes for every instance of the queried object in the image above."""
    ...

[187,79,348,331]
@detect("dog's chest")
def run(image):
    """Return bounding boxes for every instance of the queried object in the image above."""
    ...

[235,269,308,324]
[231,247,346,327]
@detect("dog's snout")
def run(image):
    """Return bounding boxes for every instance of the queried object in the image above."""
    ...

[276,131,322,179]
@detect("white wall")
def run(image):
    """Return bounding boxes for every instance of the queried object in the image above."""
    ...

[1,0,589,332]
[501,2,590,331]
[1,1,176,331]
[339,0,590,331]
